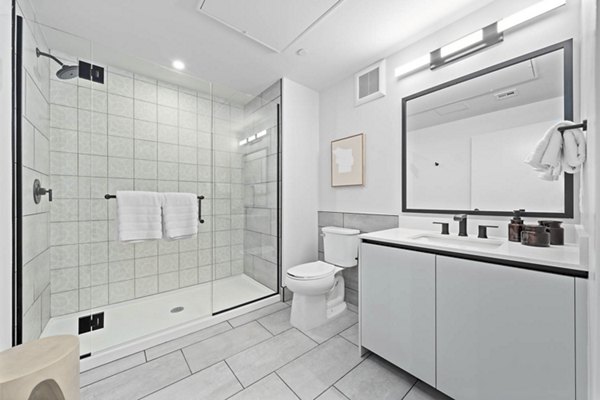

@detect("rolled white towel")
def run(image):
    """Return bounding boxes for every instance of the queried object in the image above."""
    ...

[563,126,586,173]
[116,191,163,242]
[524,121,567,181]
[162,193,199,240]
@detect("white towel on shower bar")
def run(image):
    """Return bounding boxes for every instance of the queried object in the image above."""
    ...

[162,192,199,240]
[563,126,586,173]
[524,121,566,181]
[116,191,162,242]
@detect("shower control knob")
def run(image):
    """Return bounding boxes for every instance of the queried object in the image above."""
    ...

[33,179,53,204]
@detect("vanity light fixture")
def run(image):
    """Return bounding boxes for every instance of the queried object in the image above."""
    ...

[394,0,566,78]
[239,130,268,146]
[497,0,566,32]
[439,29,484,58]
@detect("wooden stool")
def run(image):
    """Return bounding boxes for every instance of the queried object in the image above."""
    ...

[0,335,79,400]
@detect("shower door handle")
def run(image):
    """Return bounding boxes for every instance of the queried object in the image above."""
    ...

[198,195,205,224]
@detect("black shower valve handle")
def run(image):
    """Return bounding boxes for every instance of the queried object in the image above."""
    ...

[33,179,53,203]
[38,187,53,202]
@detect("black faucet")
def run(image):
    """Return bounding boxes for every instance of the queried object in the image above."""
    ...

[454,214,468,237]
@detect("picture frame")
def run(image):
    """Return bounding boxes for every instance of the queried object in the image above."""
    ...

[331,133,365,187]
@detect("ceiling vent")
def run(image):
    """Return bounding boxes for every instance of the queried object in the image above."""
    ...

[494,88,519,100]
[355,60,386,106]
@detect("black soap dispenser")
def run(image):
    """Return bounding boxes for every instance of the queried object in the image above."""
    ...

[508,209,525,242]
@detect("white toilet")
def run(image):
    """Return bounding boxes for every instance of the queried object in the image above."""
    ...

[286,226,360,331]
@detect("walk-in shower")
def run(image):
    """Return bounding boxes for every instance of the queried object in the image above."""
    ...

[13,9,282,362]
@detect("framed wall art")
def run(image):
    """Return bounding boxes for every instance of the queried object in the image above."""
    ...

[331,133,365,187]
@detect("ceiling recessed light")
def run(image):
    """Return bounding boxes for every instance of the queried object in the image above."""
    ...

[172,60,185,70]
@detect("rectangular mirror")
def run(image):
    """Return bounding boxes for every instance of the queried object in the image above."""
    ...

[402,40,574,217]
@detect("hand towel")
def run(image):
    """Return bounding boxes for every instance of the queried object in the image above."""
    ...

[162,192,199,240]
[524,121,567,181]
[116,191,162,242]
[563,126,586,174]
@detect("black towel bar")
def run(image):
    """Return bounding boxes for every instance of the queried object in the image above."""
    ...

[558,120,587,133]
[104,193,205,224]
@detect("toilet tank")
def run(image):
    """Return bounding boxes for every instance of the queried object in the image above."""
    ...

[322,226,360,267]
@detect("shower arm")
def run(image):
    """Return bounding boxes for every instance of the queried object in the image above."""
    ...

[36,48,65,67]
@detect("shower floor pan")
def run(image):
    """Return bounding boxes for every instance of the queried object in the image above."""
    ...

[41,274,274,356]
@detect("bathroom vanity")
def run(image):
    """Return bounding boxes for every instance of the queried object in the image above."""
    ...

[358,228,587,400]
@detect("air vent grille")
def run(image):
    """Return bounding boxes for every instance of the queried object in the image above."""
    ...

[358,68,380,99]
[494,88,518,100]
[355,60,386,106]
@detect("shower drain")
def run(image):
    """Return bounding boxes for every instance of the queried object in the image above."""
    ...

[170,306,184,313]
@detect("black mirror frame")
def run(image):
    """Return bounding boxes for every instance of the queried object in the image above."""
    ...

[402,39,574,218]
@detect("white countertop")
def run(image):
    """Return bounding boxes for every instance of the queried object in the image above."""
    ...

[359,228,586,274]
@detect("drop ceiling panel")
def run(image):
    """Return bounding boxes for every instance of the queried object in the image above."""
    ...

[199,0,340,52]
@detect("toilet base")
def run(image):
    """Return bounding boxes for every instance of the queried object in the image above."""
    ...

[290,273,347,331]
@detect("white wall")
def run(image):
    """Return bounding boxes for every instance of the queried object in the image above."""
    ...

[319,0,582,222]
[0,0,13,351]
[282,78,319,283]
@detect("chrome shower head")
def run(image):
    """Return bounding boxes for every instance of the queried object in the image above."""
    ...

[36,48,79,80]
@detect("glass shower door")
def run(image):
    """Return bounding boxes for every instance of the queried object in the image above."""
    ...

[211,81,281,314]
[15,16,95,356]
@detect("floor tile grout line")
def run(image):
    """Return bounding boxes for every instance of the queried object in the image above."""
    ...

[222,328,320,390]
[180,349,193,375]
[400,380,420,400]
[337,332,359,348]
[145,322,233,361]
[273,331,364,398]
[114,354,195,400]
[224,359,246,390]
[324,352,371,398]
[81,321,266,390]
[274,371,302,400]
[80,353,149,389]
[228,303,290,328]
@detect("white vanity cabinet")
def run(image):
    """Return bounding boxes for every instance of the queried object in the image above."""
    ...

[436,256,575,400]
[360,243,436,386]
[360,242,581,400]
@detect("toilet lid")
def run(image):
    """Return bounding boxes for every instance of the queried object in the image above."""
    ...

[287,261,335,280]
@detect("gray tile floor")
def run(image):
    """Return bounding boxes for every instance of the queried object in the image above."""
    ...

[80,302,453,400]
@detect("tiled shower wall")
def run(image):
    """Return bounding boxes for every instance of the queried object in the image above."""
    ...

[242,82,281,291]
[20,11,52,342]
[48,53,244,317]
[317,211,399,306]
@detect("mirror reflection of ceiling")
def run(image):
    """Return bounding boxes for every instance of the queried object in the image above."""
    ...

[407,50,563,131]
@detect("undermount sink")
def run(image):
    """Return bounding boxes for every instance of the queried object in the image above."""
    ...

[409,233,504,250]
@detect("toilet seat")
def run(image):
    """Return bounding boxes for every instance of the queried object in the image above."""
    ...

[287,261,336,280]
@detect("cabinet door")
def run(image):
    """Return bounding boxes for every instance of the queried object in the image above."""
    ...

[360,243,436,386]
[436,256,575,400]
